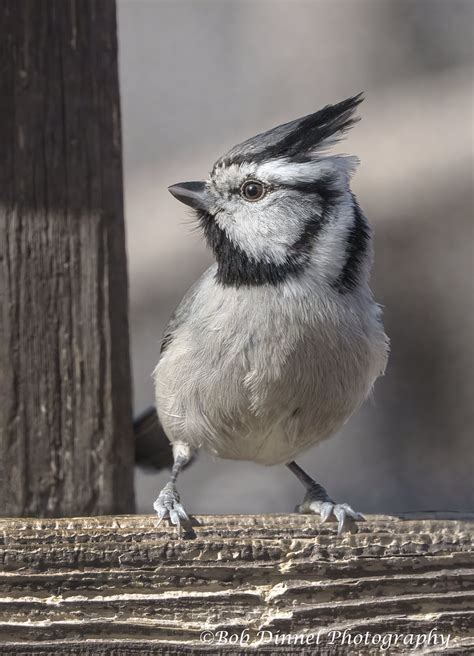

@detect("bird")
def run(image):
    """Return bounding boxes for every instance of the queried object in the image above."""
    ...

[138,94,389,536]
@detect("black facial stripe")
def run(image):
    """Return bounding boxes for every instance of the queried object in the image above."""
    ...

[197,207,330,287]
[290,206,331,255]
[333,194,370,294]
[281,177,341,205]
[223,177,339,205]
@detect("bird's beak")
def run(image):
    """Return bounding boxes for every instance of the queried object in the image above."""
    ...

[168,181,209,211]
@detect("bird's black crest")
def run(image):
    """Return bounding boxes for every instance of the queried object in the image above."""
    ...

[214,93,363,171]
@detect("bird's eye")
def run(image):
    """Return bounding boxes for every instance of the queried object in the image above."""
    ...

[240,180,266,202]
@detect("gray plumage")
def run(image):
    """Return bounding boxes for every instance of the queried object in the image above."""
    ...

[149,95,389,535]
[155,265,386,465]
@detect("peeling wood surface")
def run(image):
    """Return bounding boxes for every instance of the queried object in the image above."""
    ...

[0,514,473,654]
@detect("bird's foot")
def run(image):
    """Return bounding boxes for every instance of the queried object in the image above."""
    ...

[153,482,190,536]
[296,483,365,535]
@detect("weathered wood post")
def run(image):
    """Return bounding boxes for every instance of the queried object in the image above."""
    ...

[0,0,134,516]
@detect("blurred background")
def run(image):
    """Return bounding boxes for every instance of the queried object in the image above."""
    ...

[117,0,474,515]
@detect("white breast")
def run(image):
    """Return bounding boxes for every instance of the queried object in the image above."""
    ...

[154,269,388,466]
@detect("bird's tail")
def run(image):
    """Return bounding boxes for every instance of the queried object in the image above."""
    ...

[134,406,174,471]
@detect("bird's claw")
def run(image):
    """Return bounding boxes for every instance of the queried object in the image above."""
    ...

[153,482,189,537]
[297,486,364,534]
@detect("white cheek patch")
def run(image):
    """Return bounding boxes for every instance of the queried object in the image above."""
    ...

[213,197,304,265]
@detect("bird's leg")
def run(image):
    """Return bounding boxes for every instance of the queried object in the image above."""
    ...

[287,461,365,534]
[153,444,193,536]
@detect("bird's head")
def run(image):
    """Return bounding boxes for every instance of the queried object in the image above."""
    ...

[169,94,370,291]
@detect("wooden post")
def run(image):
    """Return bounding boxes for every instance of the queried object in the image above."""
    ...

[0,514,472,654]
[0,0,134,516]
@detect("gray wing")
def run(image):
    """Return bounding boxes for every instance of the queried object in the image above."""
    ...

[136,268,214,472]
[133,281,201,469]
[160,266,213,355]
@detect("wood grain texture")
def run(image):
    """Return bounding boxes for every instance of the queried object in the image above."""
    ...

[0,514,472,654]
[0,0,134,516]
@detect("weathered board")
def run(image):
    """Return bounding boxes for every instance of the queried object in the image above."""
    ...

[0,514,472,654]
[0,0,134,516]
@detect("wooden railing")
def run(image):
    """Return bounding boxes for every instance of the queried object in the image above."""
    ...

[1,513,473,654]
